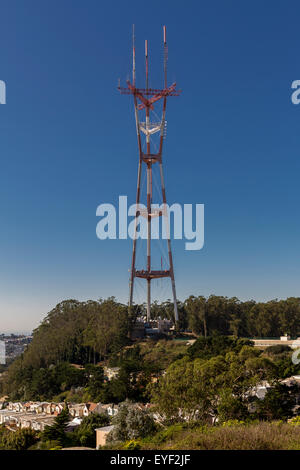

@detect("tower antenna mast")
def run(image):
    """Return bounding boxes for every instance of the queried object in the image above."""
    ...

[119,26,181,323]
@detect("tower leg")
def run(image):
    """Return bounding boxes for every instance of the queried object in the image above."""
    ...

[146,160,152,321]
[129,95,143,310]
[159,162,179,323]
[147,279,151,322]
[129,158,142,308]
[170,270,179,322]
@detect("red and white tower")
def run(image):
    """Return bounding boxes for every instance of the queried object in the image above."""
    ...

[119,26,181,323]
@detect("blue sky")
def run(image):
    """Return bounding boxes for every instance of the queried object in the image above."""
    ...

[1,0,300,333]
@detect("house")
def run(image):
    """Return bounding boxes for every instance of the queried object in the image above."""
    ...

[69,403,85,418]
[247,381,270,400]
[83,402,98,417]
[253,385,269,400]
[99,403,119,417]
[46,403,56,415]
[0,410,16,425]
[65,417,82,433]
[22,402,33,413]
[7,402,23,412]
[44,402,64,415]
[6,415,19,427]
[103,367,120,381]
[95,425,114,449]
[36,402,49,414]
[30,416,55,432]
[54,403,65,415]
[19,416,32,429]
[33,403,42,413]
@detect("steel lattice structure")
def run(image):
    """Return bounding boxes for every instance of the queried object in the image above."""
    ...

[119,26,181,322]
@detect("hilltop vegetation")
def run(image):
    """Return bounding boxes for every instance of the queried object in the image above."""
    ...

[17,297,133,368]
[2,295,300,404]
[146,295,300,338]
[1,297,134,401]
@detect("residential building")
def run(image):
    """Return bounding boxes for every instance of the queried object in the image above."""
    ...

[95,425,114,448]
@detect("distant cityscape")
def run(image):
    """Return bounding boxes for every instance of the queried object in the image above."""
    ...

[0,334,32,363]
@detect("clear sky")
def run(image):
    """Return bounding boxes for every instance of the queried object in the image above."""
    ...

[1,0,300,333]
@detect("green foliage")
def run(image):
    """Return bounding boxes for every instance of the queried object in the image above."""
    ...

[255,383,299,421]
[28,439,62,450]
[152,341,277,424]
[41,405,70,446]
[84,364,105,401]
[138,340,189,371]
[221,419,246,427]
[187,334,254,360]
[184,295,300,338]
[4,362,87,402]
[217,389,249,423]
[100,345,161,404]
[3,298,131,400]
[74,413,110,448]
[0,426,38,450]
[289,416,300,426]
[265,345,292,355]
[123,440,141,450]
[147,424,185,445]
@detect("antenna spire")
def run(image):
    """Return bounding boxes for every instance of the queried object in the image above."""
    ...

[132,24,136,86]
[163,25,168,88]
[145,39,149,91]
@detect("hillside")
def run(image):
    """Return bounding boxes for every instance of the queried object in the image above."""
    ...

[2,294,300,404]
[105,421,300,450]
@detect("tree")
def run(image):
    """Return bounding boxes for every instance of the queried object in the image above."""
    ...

[255,383,299,421]
[187,334,253,360]
[185,296,207,336]
[217,389,250,423]
[152,342,277,424]
[85,365,104,401]
[107,401,156,443]
[0,427,37,450]
[41,405,70,446]
[75,413,110,448]
[151,355,222,423]
[3,298,131,400]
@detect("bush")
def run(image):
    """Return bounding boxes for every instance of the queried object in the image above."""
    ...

[148,424,185,445]
[221,420,246,427]
[265,345,292,355]
[123,440,141,450]
[28,440,62,450]
[255,383,298,421]
[0,427,38,450]
[289,416,300,426]
[107,400,156,443]
[187,336,253,360]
